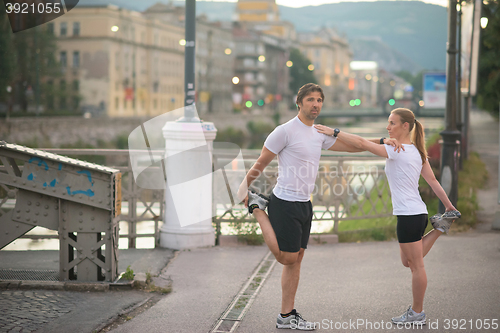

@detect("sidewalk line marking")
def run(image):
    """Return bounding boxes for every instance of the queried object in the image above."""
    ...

[209,251,277,333]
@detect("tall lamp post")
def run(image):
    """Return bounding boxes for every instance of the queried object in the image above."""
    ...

[178,0,199,122]
[457,1,463,169]
[439,0,461,213]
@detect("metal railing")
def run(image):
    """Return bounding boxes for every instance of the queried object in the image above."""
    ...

[1,149,393,248]
[213,151,392,242]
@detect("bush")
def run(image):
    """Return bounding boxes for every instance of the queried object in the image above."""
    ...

[247,121,275,149]
[215,126,246,148]
[229,218,264,245]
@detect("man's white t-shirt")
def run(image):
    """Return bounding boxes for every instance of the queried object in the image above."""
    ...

[264,116,336,202]
[384,144,428,215]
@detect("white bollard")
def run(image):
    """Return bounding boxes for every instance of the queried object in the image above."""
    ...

[159,121,217,249]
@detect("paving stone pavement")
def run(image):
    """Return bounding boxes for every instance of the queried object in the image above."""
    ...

[0,289,149,333]
[0,290,84,333]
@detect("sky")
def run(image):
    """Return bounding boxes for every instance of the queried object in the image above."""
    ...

[198,0,448,8]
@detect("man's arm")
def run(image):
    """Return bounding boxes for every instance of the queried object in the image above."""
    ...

[237,146,276,205]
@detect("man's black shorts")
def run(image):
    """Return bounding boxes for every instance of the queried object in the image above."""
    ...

[267,192,313,253]
[396,214,428,243]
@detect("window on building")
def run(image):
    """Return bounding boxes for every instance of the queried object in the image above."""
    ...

[73,22,80,36]
[72,97,80,110]
[60,22,67,36]
[47,23,54,35]
[60,97,66,109]
[73,51,80,68]
[115,97,119,109]
[243,58,254,67]
[153,99,157,109]
[115,52,120,70]
[60,51,67,68]
[73,80,79,91]
[60,80,66,91]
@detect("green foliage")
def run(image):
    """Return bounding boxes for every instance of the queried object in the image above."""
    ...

[10,23,62,113]
[0,13,14,103]
[122,265,134,281]
[419,152,488,232]
[288,48,317,95]
[394,70,424,100]
[477,1,500,114]
[229,218,264,246]
[338,225,397,243]
[247,121,275,149]
[214,126,245,147]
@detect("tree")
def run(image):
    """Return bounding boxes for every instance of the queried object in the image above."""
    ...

[288,48,317,95]
[477,1,500,114]
[0,12,14,104]
[394,70,424,101]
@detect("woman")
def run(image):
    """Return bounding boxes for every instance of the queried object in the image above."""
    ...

[315,108,460,325]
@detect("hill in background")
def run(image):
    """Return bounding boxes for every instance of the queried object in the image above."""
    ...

[81,0,447,72]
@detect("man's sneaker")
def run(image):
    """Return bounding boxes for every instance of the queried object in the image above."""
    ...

[276,310,316,330]
[430,210,461,233]
[391,306,426,325]
[247,191,269,214]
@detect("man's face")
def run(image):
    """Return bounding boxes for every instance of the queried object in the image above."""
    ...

[298,91,323,121]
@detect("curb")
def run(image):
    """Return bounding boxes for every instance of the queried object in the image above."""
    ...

[0,279,135,291]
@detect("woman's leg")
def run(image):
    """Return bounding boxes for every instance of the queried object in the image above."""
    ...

[400,240,427,313]
[400,229,442,266]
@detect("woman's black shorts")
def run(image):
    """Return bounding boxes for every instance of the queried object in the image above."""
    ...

[267,193,313,253]
[396,214,428,243]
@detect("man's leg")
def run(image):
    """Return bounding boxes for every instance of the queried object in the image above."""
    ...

[253,209,299,265]
[281,248,305,314]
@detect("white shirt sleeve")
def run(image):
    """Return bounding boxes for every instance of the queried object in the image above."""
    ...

[264,125,287,154]
[322,135,337,150]
[384,144,399,160]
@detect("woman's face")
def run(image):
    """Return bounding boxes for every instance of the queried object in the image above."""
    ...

[386,114,409,139]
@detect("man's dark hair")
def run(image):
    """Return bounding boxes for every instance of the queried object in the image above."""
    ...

[296,83,324,110]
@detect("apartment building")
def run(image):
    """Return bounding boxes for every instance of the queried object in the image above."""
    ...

[232,24,290,114]
[143,3,235,115]
[298,28,353,108]
[51,4,185,117]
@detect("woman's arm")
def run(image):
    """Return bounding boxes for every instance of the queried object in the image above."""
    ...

[315,125,389,158]
[420,160,456,211]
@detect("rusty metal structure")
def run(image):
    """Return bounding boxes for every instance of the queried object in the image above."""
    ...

[0,141,121,282]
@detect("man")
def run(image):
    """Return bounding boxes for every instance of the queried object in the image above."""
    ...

[237,83,395,330]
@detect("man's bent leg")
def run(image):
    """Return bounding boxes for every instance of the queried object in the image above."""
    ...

[281,248,305,314]
[253,209,299,265]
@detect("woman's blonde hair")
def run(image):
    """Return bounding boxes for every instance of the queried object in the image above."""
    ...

[391,108,427,165]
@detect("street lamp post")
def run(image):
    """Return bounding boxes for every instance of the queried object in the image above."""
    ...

[457,1,463,169]
[178,0,199,122]
[439,0,461,213]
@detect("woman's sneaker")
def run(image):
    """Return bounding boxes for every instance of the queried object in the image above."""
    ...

[247,191,269,214]
[276,310,316,330]
[430,210,461,233]
[391,306,426,325]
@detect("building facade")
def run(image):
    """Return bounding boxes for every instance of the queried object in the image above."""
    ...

[232,24,290,114]
[298,28,352,108]
[143,3,236,115]
[51,4,185,117]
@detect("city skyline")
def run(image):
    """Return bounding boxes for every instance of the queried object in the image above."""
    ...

[198,0,448,8]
